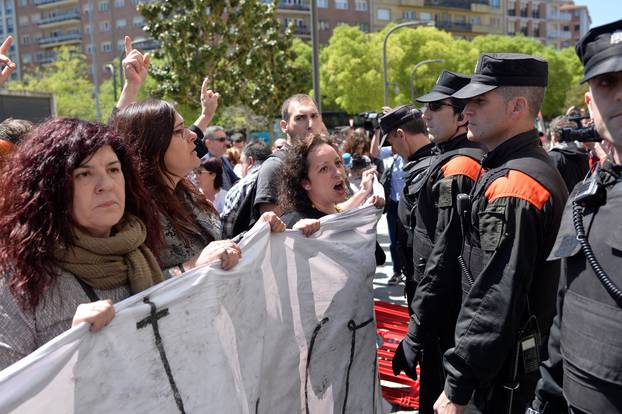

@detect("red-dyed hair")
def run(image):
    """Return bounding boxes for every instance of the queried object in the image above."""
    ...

[0,118,163,311]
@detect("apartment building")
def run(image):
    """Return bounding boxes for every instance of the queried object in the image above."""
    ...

[0,0,19,82]
[371,0,505,39]
[13,0,146,81]
[559,1,590,48]
[505,0,576,48]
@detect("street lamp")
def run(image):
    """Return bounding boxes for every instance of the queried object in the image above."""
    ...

[383,21,434,106]
[410,58,445,102]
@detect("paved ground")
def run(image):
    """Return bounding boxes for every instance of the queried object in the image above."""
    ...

[374,215,417,414]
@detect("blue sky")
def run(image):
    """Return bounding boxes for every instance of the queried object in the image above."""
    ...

[572,0,621,28]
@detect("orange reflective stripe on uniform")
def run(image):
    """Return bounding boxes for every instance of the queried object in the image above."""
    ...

[441,155,482,182]
[485,170,551,209]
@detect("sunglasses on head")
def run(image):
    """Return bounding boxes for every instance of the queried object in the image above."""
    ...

[425,101,459,112]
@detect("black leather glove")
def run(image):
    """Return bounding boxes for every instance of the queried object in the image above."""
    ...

[391,333,422,380]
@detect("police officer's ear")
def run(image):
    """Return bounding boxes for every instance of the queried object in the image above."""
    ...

[584,91,594,118]
[456,112,468,128]
[507,96,529,120]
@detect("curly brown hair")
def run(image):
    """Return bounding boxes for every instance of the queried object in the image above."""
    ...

[278,134,338,214]
[0,118,163,311]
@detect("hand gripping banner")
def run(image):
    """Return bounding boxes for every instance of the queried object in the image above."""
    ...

[0,204,384,413]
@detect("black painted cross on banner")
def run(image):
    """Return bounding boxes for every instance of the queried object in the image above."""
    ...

[136,297,186,414]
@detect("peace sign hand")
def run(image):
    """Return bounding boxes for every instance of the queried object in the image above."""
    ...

[0,36,16,86]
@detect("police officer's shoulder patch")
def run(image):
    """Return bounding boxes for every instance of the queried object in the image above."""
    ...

[437,178,454,207]
[441,155,482,182]
[485,170,551,209]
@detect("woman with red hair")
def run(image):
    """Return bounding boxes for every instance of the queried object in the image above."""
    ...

[0,118,164,369]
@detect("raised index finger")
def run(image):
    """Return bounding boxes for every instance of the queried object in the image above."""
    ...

[0,36,13,55]
[124,36,133,55]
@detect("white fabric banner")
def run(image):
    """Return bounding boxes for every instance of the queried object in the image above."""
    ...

[0,204,384,414]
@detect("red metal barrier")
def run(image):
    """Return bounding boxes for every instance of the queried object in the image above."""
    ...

[374,300,419,410]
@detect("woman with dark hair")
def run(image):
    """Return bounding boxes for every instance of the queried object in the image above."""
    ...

[0,118,164,369]
[279,135,383,235]
[196,157,227,213]
[113,38,284,275]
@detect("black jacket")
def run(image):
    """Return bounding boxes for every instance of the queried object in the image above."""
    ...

[534,162,622,414]
[442,130,568,406]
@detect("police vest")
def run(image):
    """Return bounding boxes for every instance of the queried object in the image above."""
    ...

[548,172,622,413]
[409,147,483,281]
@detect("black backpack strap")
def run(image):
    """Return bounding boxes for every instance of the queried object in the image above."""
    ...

[75,277,100,302]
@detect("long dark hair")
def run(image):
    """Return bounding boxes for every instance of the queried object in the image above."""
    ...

[0,118,162,311]
[279,134,335,214]
[111,99,215,244]
[200,158,224,191]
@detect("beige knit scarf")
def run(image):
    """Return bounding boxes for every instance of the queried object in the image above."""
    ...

[54,214,164,294]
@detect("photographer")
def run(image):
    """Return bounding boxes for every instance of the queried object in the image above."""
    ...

[547,115,590,192]
[530,19,622,414]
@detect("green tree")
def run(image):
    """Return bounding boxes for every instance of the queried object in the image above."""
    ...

[139,0,309,118]
[8,47,99,120]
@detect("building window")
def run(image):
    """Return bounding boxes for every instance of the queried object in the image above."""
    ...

[132,16,144,28]
[18,15,28,26]
[85,43,94,54]
[319,20,330,31]
[22,53,32,64]
[470,16,481,25]
[31,13,40,23]
[116,19,127,28]
[489,0,500,8]
[359,22,369,32]
[99,21,110,32]
[354,0,367,11]
[335,0,348,10]
[117,39,125,50]
[574,24,580,31]
[131,0,141,5]
[84,23,92,33]
[507,20,515,33]
[83,3,91,13]
[113,0,124,7]
[98,1,109,11]
[18,0,27,6]
[101,41,112,52]
[377,8,390,21]
[419,12,432,21]
[508,1,515,16]
[317,0,327,7]
[402,11,415,20]
[22,34,30,45]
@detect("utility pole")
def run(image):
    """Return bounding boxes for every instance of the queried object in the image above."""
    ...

[310,0,321,111]
[87,0,101,122]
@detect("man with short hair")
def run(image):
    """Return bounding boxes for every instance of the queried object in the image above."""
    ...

[377,105,434,301]
[547,115,590,192]
[392,71,484,414]
[203,125,239,190]
[229,131,246,151]
[530,19,622,414]
[221,140,272,238]
[255,94,325,215]
[433,54,568,414]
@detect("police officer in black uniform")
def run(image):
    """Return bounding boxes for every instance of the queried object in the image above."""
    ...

[378,105,435,303]
[432,54,568,414]
[529,19,622,414]
[547,115,590,192]
[391,71,485,414]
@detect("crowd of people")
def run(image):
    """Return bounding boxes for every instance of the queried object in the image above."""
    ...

[0,17,621,414]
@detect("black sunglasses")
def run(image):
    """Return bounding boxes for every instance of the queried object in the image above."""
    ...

[212,137,228,142]
[425,101,460,112]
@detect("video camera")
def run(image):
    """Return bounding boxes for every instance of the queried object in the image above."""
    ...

[559,116,601,143]
[355,112,381,133]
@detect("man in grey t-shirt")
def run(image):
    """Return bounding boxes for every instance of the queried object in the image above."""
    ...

[254,94,326,215]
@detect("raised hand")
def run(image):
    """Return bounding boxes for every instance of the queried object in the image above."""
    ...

[122,35,150,89]
[0,36,16,86]
[200,77,220,118]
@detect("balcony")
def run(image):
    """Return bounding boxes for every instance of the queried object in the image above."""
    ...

[435,20,472,32]
[38,10,80,28]
[34,0,79,9]
[277,2,310,11]
[292,25,310,35]
[424,0,488,10]
[400,0,424,6]
[38,32,81,48]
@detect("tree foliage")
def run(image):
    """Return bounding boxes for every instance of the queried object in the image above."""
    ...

[319,25,585,119]
[139,0,308,118]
